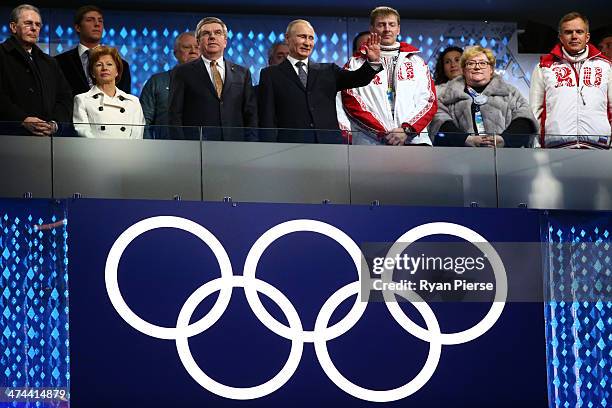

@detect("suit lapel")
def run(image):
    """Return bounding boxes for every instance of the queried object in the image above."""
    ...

[306,61,319,91]
[222,60,234,97]
[194,58,218,99]
[279,59,306,91]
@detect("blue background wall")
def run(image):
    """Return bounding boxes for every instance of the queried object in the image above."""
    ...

[0,200,68,408]
[0,8,521,96]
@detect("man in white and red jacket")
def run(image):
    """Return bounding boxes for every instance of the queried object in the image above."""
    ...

[530,11,612,149]
[341,6,437,146]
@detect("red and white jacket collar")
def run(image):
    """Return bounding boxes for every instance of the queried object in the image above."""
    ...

[540,43,610,67]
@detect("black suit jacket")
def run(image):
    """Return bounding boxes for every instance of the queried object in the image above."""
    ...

[168,58,257,141]
[0,36,72,134]
[258,58,379,143]
[55,47,132,97]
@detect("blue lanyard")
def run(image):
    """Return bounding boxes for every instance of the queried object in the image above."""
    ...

[467,87,488,134]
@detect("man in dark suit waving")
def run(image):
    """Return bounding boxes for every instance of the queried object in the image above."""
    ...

[55,5,131,97]
[168,16,257,140]
[258,19,381,143]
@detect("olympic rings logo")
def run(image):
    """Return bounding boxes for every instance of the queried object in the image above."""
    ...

[105,216,507,403]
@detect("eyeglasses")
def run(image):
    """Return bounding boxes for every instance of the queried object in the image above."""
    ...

[199,29,224,39]
[21,20,42,29]
[465,61,491,69]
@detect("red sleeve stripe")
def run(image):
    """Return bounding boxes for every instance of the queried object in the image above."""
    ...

[408,74,437,133]
[341,89,387,134]
[540,93,547,148]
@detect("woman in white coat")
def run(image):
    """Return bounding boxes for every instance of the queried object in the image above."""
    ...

[73,46,145,138]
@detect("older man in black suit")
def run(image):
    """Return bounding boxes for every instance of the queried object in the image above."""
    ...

[0,4,72,136]
[258,19,381,143]
[168,17,257,141]
[55,5,131,97]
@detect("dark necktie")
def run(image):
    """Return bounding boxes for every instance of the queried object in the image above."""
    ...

[81,49,93,87]
[295,61,307,88]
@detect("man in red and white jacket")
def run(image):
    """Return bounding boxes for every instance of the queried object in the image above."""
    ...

[530,11,612,149]
[341,6,437,146]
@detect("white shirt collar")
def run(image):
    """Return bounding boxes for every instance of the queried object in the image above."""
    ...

[201,55,225,67]
[287,55,308,69]
[78,43,99,57]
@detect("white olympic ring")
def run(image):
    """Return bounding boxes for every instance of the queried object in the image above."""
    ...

[243,219,368,343]
[105,216,507,403]
[382,222,507,345]
[105,216,234,340]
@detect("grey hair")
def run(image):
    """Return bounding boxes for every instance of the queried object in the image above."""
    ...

[285,19,313,38]
[174,31,196,51]
[267,41,287,58]
[195,17,228,39]
[10,4,40,24]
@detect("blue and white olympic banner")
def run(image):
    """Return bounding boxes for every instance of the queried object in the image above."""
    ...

[67,200,547,407]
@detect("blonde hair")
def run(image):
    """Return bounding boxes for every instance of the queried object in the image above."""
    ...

[369,6,400,26]
[558,11,589,33]
[460,46,496,69]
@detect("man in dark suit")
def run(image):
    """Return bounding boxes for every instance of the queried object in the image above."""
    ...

[0,4,72,136]
[168,17,257,141]
[253,41,289,98]
[55,5,131,97]
[258,19,381,143]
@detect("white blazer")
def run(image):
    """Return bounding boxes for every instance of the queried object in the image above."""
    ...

[73,85,145,139]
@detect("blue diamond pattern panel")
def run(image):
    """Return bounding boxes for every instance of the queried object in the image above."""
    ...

[0,8,523,97]
[543,212,612,408]
[0,200,69,408]
[349,19,517,74]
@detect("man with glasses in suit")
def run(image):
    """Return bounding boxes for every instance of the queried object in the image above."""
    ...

[168,17,257,140]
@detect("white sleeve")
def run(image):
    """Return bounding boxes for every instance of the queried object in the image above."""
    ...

[72,95,94,138]
[529,65,545,132]
[341,55,388,134]
[608,68,612,131]
[335,91,351,131]
[404,58,437,133]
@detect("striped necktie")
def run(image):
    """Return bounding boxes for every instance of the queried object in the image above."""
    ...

[295,61,307,88]
[210,60,223,98]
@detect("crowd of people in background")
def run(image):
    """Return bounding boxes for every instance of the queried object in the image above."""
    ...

[0,4,610,148]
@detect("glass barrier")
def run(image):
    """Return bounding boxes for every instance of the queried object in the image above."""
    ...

[53,124,203,200]
[496,137,612,210]
[1,123,612,210]
[348,141,497,207]
[201,128,350,204]
[537,134,611,150]
[0,127,53,198]
[432,131,539,149]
